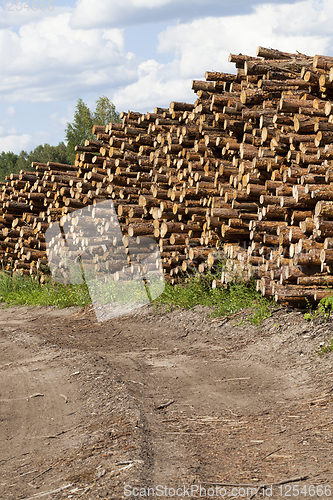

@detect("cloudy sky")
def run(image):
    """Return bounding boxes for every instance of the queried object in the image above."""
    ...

[0,0,331,154]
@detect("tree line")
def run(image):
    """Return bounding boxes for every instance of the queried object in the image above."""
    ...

[0,96,120,182]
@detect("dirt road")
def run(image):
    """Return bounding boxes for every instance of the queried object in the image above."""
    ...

[1,303,333,499]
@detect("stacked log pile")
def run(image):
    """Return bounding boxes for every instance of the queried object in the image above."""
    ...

[2,45,333,306]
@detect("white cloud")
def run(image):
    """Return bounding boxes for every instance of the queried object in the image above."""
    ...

[34,129,52,144]
[113,59,194,112]
[6,106,15,117]
[16,13,125,71]
[132,0,173,7]
[112,0,333,113]
[50,110,71,130]
[0,134,32,153]
[71,0,302,29]
[157,1,333,80]
[0,12,137,103]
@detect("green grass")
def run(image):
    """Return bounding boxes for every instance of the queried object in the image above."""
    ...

[318,339,333,356]
[304,294,333,322]
[303,294,333,356]
[0,271,91,308]
[0,267,275,325]
[154,272,275,326]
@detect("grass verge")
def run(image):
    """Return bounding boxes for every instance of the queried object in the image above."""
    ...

[0,269,275,325]
[154,273,275,325]
[0,271,91,308]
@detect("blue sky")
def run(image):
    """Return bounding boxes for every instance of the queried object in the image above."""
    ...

[0,0,332,154]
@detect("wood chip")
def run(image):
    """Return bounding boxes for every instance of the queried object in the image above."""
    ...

[155,399,175,410]
[215,377,251,382]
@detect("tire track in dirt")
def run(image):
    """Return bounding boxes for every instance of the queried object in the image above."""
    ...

[0,308,84,499]
[1,304,333,499]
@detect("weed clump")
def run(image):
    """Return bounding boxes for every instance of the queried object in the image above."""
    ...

[155,269,275,326]
[303,293,333,355]
[304,294,333,322]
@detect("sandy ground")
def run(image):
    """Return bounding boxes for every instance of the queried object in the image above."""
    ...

[1,303,333,500]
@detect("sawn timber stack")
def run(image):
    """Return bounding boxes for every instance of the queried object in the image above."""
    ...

[2,45,333,307]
